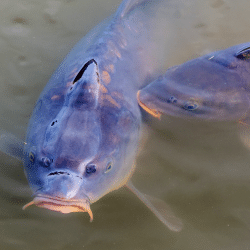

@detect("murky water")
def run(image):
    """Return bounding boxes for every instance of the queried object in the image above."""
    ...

[1,0,250,249]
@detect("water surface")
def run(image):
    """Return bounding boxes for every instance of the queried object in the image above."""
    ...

[1,0,250,249]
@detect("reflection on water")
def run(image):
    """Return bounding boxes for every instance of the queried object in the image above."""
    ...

[1,0,250,249]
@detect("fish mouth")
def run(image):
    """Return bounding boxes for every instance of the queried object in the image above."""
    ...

[22,195,93,221]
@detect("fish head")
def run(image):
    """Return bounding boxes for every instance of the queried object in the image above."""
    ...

[23,59,141,219]
[201,42,250,76]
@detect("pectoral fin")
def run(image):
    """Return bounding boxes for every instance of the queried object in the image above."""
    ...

[0,129,24,161]
[126,181,183,232]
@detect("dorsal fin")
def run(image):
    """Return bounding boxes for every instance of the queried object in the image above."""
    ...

[115,0,152,19]
[235,46,250,60]
[67,59,100,109]
[73,59,97,84]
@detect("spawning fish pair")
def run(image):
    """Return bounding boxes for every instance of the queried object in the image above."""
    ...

[1,0,250,232]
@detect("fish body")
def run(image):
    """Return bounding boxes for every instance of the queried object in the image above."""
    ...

[138,43,250,121]
[22,0,171,221]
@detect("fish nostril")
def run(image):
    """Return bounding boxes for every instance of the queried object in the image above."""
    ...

[48,171,70,176]
[167,96,177,104]
[85,164,96,175]
[41,157,53,167]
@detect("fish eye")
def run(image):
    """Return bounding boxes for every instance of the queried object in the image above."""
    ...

[183,101,198,111]
[105,162,113,174]
[85,164,96,175]
[29,152,35,162]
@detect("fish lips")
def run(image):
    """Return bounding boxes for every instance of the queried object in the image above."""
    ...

[23,195,93,221]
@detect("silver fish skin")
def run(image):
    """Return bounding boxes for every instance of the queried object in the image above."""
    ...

[23,0,169,218]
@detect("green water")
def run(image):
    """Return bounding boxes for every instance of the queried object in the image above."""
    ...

[1,0,250,249]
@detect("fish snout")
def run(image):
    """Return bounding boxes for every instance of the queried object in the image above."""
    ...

[22,169,93,221]
[22,195,93,221]
[41,170,82,199]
